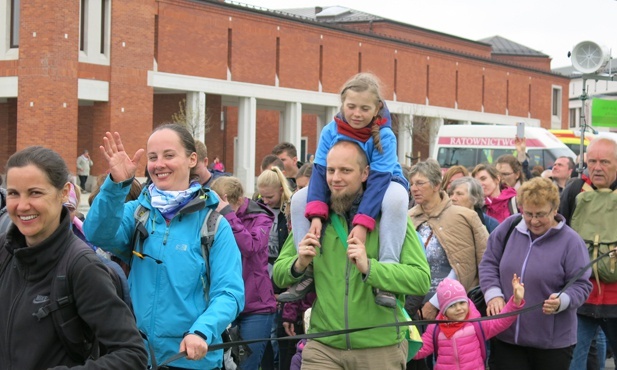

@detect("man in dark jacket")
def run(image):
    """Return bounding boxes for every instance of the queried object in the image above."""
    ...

[559,137,617,370]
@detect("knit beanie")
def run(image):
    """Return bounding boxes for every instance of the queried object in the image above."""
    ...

[437,278,468,315]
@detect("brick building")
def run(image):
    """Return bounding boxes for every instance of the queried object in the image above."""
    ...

[0,0,570,192]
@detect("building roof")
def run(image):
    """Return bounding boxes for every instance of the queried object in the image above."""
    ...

[278,6,383,23]
[479,36,548,57]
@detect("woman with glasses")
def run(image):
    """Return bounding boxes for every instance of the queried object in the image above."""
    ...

[479,177,592,369]
[84,125,245,370]
[408,159,488,321]
[472,163,518,223]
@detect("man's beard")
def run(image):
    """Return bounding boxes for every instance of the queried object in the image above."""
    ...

[331,190,362,215]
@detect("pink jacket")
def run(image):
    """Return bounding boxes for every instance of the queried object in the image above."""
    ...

[414,297,524,370]
[485,186,517,223]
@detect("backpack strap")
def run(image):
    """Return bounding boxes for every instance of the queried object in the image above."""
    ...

[503,215,522,250]
[132,205,150,263]
[200,208,223,304]
[432,321,487,363]
[508,196,518,216]
[472,321,487,363]
[32,240,98,362]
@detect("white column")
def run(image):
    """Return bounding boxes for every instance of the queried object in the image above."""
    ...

[429,117,444,159]
[317,106,338,148]
[186,91,206,142]
[397,113,413,166]
[279,102,302,148]
[236,97,257,195]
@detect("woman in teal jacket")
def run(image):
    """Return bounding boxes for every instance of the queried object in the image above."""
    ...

[84,124,244,370]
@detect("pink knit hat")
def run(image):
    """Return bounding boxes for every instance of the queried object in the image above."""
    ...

[437,278,468,315]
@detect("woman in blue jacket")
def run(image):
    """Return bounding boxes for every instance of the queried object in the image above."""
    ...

[84,124,244,370]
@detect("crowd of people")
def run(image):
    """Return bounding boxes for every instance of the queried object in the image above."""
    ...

[0,71,616,370]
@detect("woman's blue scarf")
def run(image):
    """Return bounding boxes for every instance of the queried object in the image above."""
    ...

[148,181,202,220]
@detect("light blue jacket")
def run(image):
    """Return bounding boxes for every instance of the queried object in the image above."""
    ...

[84,176,244,369]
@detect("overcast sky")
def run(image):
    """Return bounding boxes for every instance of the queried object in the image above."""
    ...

[237,0,617,69]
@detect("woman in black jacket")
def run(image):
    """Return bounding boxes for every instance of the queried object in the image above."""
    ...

[0,146,147,369]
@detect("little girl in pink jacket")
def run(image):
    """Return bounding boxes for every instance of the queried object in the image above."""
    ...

[414,276,525,370]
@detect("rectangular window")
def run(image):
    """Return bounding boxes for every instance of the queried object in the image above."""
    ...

[80,0,86,51]
[455,70,458,103]
[10,0,20,48]
[481,75,485,107]
[552,87,562,118]
[227,28,233,73]
[569,108,577,128]
[318,45,323,85]
[426,65,430,99]
[358,52,362,73]
[528,84,532,114]
[100,0,107,54]
[506,80,510,111]
[275,37,280,79]
[393,59,398,96]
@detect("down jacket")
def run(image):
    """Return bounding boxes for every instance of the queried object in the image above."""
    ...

[414,297,524,370]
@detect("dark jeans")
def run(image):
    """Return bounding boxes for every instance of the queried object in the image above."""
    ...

[489,338,574,370]
[78,175,88,191]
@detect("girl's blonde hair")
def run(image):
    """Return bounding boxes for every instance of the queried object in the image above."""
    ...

[256,166,292,210]
[210,176,245,207]
[340,72,385,153]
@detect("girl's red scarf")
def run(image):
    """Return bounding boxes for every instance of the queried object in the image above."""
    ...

[334,115,387,143]
[438,312,469,338]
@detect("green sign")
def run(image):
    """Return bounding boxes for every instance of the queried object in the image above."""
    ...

[592,98,617,127]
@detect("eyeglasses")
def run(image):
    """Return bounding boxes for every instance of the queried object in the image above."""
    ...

[499,172,514,177]
[522,208,554,220]
[410,180,430,188]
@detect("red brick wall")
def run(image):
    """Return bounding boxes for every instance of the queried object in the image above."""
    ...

[348,22,492,59]
[0,60,18,77]
[96,0,155,177]
[17,0,80,170]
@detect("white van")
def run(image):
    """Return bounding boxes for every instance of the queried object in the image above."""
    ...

[432,125,576,170]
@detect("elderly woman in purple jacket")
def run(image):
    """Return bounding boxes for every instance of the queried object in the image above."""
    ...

[479,177,592,370]
[212,176,276,370]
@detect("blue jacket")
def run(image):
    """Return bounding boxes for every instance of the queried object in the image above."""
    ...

[84,176,245,369]
[306,105,408,231]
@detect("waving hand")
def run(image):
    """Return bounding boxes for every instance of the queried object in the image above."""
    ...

[100,131,145,182]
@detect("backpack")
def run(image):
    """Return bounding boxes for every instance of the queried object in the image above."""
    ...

[432,320,487,364]
[132,205,247,369]
[132,205,222,302]
[33,240,131,362]
[0,214,132,363]
[571,184,617,285]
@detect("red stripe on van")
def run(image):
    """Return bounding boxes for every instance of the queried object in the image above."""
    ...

[437,137,545,147]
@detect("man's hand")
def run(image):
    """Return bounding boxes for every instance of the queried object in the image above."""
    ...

[294,233,319,273]
[282,322,296,336]
[487,297,506,316]
[420,302,438,320]
[180,334,208,361]
[347,236,369,274]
